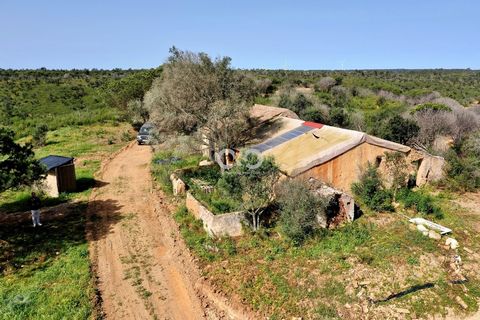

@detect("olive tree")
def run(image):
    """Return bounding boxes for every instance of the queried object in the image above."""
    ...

[218,153,280,231]
[145,47,256,156]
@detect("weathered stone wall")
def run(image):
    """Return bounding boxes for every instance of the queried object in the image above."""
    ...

[185,192,245,237]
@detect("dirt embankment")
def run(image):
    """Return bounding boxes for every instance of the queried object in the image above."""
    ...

[86,143,252,319]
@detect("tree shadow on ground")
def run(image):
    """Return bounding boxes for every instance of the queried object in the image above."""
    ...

[373,282,435,303]
[0,198,123,276]
[76,178,108,192]
[0,180,109,214]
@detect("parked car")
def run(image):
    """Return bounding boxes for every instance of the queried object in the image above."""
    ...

[136,122,155,145]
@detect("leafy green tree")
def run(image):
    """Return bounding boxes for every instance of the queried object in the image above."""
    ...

[145,47,256,157]
[381,115,419,145]
[0,128,45,192]
[218,153,280,230]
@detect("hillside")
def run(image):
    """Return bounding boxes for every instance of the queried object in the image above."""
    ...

[0,68,161,137]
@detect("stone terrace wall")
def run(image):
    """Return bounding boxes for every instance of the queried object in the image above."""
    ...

[185,192,245,237]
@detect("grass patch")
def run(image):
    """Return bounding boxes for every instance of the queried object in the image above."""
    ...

[0,202,94,320]
[151,151,202,194]
[0,123,130,319]
[0,123,131,213]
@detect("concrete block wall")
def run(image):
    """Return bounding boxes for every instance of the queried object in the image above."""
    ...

[185,192,244,237]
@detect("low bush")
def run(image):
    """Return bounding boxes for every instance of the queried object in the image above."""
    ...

[397,188,443,218]
[443,134,480,191]
[411,102,452,114]
[32,124,49,146]
[351,163,394,212]
[276,180,327,245]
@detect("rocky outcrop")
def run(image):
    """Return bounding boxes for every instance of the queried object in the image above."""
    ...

[307,178,356,228]
[416,154,446,186]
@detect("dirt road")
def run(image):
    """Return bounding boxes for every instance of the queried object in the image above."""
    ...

[87,143,205,320]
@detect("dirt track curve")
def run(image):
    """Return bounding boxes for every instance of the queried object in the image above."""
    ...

[87,143,206,320]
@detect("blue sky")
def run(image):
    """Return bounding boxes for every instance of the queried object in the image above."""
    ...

[0,0,478,70]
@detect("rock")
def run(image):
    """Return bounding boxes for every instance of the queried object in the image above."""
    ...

[416,154,446,186]
[199,160,214,166]
[361,304,369,314]
[417,224,428,232]
[455,296,468,309]
[446,238,459,250]
[417,224,429,236]
[356,288,365,298]
[344,303,351,309]
[428,230,442,240]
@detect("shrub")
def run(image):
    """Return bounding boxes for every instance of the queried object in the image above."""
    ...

[397,188,443,218]
[381,115,419,145]
[411,102,452,114]
[315,77,337,92]
[443,136,480,191]
[301,105,329,124]
[32,124,48,146]
[329,107,350,128]
[352,163,394,212]
[276,180,327,245]
[121,130,132,142]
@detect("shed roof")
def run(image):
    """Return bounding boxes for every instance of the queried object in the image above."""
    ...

[251,119,410,176]
[39,155,74,171]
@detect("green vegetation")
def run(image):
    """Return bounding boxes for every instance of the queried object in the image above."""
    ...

[276,179,326,245]
[397,188,443,219]
[253,69,480,106]
[443,133,480,191]
[0,203,94,320]
[0,68,159,138]
[181,166,240,214]
[32,124,49,147]
[411,102,452,114]
[0,128,44,193]
[352,164,394,212]
[0,123,130,319]
[218,154,280,230]
[151,150,202,194]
